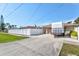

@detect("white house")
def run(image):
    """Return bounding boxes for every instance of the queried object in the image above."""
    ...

[8,26,43,36]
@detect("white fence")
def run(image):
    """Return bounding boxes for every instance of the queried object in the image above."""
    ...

[8,28,43,36]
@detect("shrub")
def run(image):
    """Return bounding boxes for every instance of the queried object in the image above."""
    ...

[70,31,78,37]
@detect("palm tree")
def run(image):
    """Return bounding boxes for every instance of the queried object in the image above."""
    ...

[11,25,17,29]
[5,23,11,29]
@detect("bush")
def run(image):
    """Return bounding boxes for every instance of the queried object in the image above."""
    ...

[70,31,78,37]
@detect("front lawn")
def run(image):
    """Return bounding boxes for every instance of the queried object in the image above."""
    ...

[0,32,26,43]
[59,43,79,56]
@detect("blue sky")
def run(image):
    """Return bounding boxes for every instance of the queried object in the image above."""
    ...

[0,3,79,26]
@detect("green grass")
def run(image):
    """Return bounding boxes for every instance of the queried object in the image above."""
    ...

[0,32,26,43]
[59,43,79,56]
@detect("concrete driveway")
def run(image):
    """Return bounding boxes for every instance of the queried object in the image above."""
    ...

[0,34,63,56]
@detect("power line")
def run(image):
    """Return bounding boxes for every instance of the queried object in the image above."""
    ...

[5,3,41,23]
[28,3,41,20]
[1,3,8,14]
[5,3,23,18]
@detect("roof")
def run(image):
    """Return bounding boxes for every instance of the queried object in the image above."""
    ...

[64,23,79,27]
[20,26,42,29]
[43,24,51,28]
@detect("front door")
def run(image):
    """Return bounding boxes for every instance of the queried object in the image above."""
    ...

[45,28,51,34]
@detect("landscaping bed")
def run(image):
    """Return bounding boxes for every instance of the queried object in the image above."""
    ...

[0,32,26,43]
[59,43,79,56]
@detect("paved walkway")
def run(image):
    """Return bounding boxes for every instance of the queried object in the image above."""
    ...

[0,34,63,56]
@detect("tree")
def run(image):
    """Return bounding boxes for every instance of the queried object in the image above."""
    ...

[11,25,15,29]
[67,21,72,24]
[10,25,17,29]
[5,23,11,29]
[74,17,79,24]
[6,23,10,26]
[1,23,5,31]
[5,23,17,29]
[0,15,5,31]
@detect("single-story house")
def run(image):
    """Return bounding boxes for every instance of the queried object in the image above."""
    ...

[8,26,43,36]
[64,23,79,36]
[43,22,64,36]
[43,22,79,36]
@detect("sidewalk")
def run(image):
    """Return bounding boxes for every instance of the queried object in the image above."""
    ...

[63,38,79,45]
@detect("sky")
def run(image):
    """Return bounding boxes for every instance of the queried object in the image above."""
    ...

[0,3,79,26]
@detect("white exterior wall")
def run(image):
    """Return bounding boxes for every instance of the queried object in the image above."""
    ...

[52,22,63,28]
[30,29,43,35]
[8,29,31,35]
[8,28,43,36]
[74,27,78,32]
[77,27,79,40]
[51,22,64,34]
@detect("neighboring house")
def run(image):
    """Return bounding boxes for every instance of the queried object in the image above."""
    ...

[20,26,42,29]
[64,23,79,36]
[8,26,43,36]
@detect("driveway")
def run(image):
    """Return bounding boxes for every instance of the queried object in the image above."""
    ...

[0,34,63,56]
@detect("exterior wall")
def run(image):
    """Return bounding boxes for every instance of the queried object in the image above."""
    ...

[30,29,43,35]
[51,22,64,35]
[8,29,30,35]
[64,26,74,36]
[8,28,43,36]
[52,22,63,28]
[64,26,74,31]
[74,27,78,32]
[43,27,51,34]
[77,27,79,40]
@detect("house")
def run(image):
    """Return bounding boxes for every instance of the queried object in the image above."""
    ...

[43,22,79,36]
[43,22,64,36]
[8,26,43,36]
[64,23,79,35]
[20,26,42,29]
